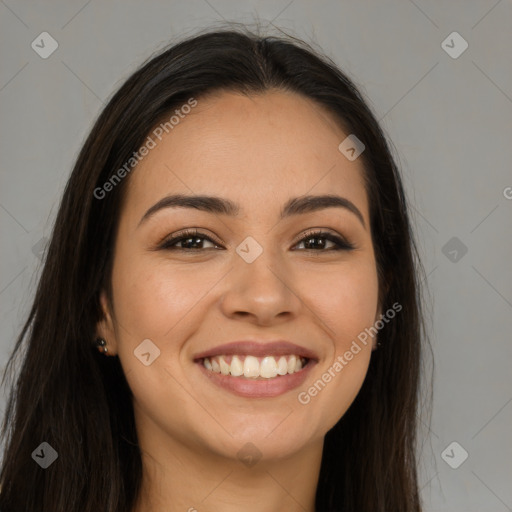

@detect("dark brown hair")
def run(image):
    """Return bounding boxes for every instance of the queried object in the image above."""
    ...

[0,26,430,511]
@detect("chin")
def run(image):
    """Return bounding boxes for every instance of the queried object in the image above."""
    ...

[198,412,322,462]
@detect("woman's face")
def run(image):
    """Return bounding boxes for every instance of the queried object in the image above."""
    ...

[98,90,381,462]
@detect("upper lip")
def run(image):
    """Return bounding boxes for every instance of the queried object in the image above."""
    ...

[193,340,318,361]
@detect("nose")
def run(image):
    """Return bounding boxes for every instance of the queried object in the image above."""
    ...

[219,245,302,326]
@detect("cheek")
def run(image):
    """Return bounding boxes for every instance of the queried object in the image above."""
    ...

[299,257,380,346]
[110,253,227,395]
[111,255,213,341]
[295,257,378,427]
[110,256,216,439]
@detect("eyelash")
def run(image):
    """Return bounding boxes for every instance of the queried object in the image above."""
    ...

[159,228,355,252]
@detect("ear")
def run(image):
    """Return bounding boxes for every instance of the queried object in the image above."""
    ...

[96,290,118,355]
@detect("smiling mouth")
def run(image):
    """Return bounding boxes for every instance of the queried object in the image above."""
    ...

[199,354,310,379]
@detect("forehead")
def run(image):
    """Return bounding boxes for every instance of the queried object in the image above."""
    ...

[123,90,369,225]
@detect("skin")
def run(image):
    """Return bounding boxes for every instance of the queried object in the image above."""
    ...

[97,89,382,512]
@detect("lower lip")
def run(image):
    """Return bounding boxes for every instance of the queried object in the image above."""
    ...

[195,359,316,398]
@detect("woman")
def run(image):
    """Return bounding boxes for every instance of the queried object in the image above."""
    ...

[0,27,429,511]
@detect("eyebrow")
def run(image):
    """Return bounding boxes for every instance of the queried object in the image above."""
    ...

[138,193,366,229]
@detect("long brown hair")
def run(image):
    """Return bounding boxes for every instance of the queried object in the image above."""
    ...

[0,26,431,511]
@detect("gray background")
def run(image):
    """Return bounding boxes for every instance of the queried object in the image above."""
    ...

[1,1,511,510]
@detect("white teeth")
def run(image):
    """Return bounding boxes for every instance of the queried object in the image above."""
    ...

[202,354,307,379]
[230,355,243,376]
[243,356,260,378]
[260,356,278,378]
[287,355,297,374]
[277,356,288,375]
[219,356,230,375]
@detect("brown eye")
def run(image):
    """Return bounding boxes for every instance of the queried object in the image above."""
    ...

[293,230,355,251]
[160,229,221,250]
